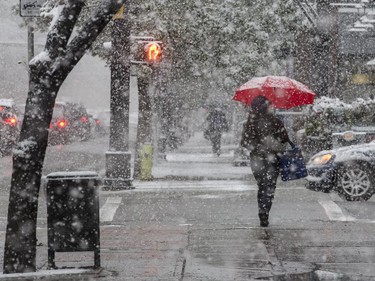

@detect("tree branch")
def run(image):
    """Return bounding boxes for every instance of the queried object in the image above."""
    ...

[51,0,126,78]
[45,0,85,60]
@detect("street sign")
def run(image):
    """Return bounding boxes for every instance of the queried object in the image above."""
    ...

[20,0,46,17]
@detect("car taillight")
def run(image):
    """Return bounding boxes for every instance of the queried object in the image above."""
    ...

[4,117,17,126]
[81,116,88,123]
[57,120,67,128]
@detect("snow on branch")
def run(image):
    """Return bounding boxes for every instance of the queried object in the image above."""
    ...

[45,0,86,60]
[40,2,64,32]
[29,51,51,66]
[50,0,126,76]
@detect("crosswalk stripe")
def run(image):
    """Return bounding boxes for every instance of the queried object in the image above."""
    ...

[319,200,356,221]
[100,197,122,222]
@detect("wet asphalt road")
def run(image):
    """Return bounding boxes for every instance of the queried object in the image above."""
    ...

[0,136,375,280]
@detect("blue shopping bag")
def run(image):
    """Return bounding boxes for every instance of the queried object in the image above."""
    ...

[280,146,308,181]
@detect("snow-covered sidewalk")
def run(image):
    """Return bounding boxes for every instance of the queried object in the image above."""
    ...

[152,131,251,180]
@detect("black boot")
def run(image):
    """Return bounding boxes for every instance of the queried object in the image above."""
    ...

[259,214,269,227]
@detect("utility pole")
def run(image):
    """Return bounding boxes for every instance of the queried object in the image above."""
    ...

[131,39,164,178]
[27,26,34,65]
[133,73,152,179]
[294,0,339,97]
[27,25,34,91]
[315,0,339,97]
[104,6,133,190]
[313,0,331,96]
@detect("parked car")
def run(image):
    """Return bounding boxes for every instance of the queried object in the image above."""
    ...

[49,102,71,144]
[49,101,92,144]
[352,125,375,143]
[306,141,375,201]
[329,126,375,149]
[0,99,20,155]
[87,114,97,137]
[95,110,111,135]
[65,102,91,141]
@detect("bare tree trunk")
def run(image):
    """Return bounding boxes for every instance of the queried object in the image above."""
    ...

[3,1,125,273]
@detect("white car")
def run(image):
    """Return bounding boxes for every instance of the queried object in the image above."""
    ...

[306,141,375,201]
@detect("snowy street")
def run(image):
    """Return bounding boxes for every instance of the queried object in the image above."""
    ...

[2,0,375,279]
[0,133,374,279]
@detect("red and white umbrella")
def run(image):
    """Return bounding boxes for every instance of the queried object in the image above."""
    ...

[233,76,316,109]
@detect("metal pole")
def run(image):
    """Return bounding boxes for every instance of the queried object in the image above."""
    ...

[27,26,34,63]
[133,74,152,179]
[150,67,161,162]
[315,0,336,97]
[27,25,34,91]
[104,6,133,190]
[329,8,339,98]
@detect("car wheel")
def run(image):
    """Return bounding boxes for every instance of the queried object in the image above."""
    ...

[337,163,374,201]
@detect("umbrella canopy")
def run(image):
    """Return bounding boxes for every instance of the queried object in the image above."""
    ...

[233,76,316,109]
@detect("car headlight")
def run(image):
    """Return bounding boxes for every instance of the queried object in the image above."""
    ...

[309,152,334,165]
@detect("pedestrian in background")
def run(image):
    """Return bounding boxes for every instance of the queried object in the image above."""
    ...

[205,108,229,156]
[240,96,292,227]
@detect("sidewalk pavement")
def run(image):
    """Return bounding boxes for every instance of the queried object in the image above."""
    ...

[152,132,251,181]
[0,132,370,280]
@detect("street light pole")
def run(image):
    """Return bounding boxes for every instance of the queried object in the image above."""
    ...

[27,26,34,65]
[27,25,34,91]
[104,6,133,190]
[314,0,339,97]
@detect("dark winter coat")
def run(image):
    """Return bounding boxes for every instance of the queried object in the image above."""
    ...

[240,111,290,156]
[206,110,229,135]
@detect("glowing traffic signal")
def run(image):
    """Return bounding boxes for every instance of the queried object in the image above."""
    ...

[131,38,164,65]
[144,42,162,63]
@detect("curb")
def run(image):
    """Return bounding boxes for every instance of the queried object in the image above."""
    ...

[0,269,96,281]
[0,268,356,281]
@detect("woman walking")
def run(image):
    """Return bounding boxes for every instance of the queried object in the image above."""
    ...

[240,96,292,227]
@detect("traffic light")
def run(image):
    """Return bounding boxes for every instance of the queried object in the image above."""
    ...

[144,42,162,63]
[131,38,163,65]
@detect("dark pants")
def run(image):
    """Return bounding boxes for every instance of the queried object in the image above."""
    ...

[211,133,222,155]
[250,153,280,216]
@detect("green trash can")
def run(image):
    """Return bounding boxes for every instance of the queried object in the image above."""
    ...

[46,171,101,269]
[140,143,153,180]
